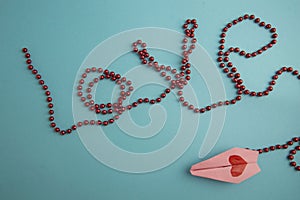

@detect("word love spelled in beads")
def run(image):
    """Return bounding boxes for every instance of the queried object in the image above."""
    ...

[21,14,299,183]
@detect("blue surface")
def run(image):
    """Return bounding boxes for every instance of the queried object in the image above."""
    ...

[0,0,300,199]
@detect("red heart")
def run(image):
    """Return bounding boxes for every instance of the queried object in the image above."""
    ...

[229,155,247,177]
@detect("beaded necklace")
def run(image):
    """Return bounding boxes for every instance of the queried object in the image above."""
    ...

[21,14,299,183]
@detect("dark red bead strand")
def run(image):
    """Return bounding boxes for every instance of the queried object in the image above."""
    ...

[22,48,76,135]
[254,136,300,171]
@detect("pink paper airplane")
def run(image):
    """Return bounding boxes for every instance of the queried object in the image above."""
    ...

[190,148,261,184]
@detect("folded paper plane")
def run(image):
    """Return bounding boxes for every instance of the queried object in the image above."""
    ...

[190,148,261,184]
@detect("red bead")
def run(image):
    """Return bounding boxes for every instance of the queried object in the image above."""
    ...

[254,18,260,23]
[150,100,155,104]
[263,148,269,152]
[66,129,72,134]
[249,15,255,20]
[287,141,293,146]
[290,162,296,167]
[287,155,294,160]
[28,65,34,70]
[50,122,56,127]
[54,127,60,132]
[103,121,108,126]
[48,103,53,108]
[290,150,296,155]
[60,130,66,135]
[296,166,300,171]
[49,110,54,115]
[72,125,77,130]
[22,48,28,53]
[137,98,143,104]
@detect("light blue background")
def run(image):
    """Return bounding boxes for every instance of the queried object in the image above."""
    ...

[0,0,299,200]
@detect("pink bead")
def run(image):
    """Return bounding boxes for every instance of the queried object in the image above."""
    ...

[189,105,194,110]
[89,106,95,111]
[84,120,89,125]
[77,91,83,96]
[121,77,126,82]
[120,91,126,96]
[171,69,177,74]
[114,115,120,120]
[182,45,187,50]
[89,82,94,87]
[85,102,90,107]
[141,43,146,47]
[89,100,94,105]
[132,42,137,47]
[120,85,125,90]
[77,85,82,90]
[191,44,195,49]
[87,94,92,99]
[166,76,171,81]
[194,108,200,113]
[86,88,92,93]
[129,86,134,91]
[77,122,83,127]
[178,91,183,96]
[170,84,176,89]
[85,68,91,73]
[116,80,122,85]
[90,120,95,125]
[113,103,118,108]
[137,40,142,44]
[179,97,184,102]
[126,81,132,85]
[161,72,166,77]
[93,78,99,83]
[166,66,171,71]
[148,62,153,67]
[183,101,189,106]
[81,97,86,102]
[91,67,97,72]
[79,79,84,84]
[126,91,131,96]
[98,68,103,73]
[175,74,181,79]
